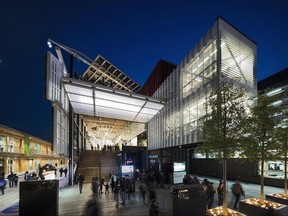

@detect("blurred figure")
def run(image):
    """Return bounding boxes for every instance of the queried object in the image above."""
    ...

[91,177,99,198]
[7,172,14,187]
[77,173,85,194]
[82,195,100,216]
[64,168,68,177]
[231,181,245,210]
[120,177,127,205]
[0,177,6,195]
[14,173,19,187]
[217,180,224,206]
[59,168,64,177]
[32,172,37,180]
[24,171,29,180]
[139,181,147,202]
[99,178,104,194]
[207,182,216,209]
[192,176,200,184]
[114,179,120,207]
[105,182,109,195]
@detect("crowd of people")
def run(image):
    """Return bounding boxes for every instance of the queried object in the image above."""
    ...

[0,165,70,196]
[201,178,245,210]
[90,143,120,152]
[59,168,68,177]
[79,170,162,207]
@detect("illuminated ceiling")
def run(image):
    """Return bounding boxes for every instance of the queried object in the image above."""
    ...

[62,77,164,123]
[83,116,146,144]
[62,77,165,144]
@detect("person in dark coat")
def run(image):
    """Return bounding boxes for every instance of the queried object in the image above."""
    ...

[207,182,216,209]
[7,172,14,187]
[120,177,127,205]
[91,177,99,198]
[64,168,68,177]
[0,177,6,194]
[13,173,19,187]
[77,173,85,194]
[231,181,245,210]
[114,179,120,207]
[217,180,224,206]
[59,168,64,177]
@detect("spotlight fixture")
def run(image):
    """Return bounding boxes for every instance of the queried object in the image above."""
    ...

[47,40,52,48]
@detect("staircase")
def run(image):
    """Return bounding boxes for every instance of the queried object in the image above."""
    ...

[77,150,119,183]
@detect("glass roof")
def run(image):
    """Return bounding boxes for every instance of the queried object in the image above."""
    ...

[62,77,165,123]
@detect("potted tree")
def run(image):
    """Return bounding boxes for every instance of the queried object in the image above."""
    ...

[239,93,287,215]
[199,76,249,216]
[266,102,288,209]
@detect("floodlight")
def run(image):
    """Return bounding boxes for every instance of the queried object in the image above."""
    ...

[47,40,52,48]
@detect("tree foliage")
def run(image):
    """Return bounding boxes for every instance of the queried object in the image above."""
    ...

[241,93,280,161]
[198,78,250,159]
[241,92,280,202]
[198,77,251,215]
[274,101,288,195]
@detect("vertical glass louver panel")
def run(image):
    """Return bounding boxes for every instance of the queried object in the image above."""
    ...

[218,18,256,89]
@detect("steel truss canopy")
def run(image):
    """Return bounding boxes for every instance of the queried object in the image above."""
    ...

[62,77,165,123]
[82,55,142,93]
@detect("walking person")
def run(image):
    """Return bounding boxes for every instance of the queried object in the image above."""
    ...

[77,173,85,194]
[114,179,120,207]
[24,171,29,180]
[0,177,6,195]
[110,174,115,192]
[217,180,224,206]
[139,181,147,202]
[105,182,109,195]
[207,182,216,209]
[64,168,68,177]
[120,177,127,205]
[59,168,63,177]
[13,173,19,187]
[7,172,14,188]
[231,181,245,210]
[99,178,104,194]
[91,176,99,198]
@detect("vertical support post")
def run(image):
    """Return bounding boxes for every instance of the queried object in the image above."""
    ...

[68,103,74,186]
[76,115,80,152]
[68,54,74,186]
[70,54,74,78]
[186,148,190,174]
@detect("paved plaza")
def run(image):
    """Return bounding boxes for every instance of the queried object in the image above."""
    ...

[0,175,284,216]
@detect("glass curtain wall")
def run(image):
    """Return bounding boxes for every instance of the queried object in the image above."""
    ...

[148,17,256,151]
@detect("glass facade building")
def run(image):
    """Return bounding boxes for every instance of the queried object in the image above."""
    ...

[148,17,257,151]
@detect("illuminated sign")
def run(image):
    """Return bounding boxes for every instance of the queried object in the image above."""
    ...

[173,162,186,172]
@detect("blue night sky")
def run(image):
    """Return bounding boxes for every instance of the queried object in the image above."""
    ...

[0,0,288,142]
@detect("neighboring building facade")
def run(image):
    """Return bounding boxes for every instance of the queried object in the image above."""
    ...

[147,17,257,172]
[258,67,288,180]
[0,124,67,176]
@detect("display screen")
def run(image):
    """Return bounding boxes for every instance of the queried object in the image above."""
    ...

[173,171,186,184]
[173,162,186,172]
[121,165,134,173]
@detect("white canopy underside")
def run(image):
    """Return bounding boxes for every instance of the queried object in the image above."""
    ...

[62,77,165,123]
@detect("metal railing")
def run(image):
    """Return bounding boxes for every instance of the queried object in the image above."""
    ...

[0,145,56,157]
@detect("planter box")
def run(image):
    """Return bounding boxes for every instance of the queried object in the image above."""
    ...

[266,193,288,215]
[207,206,246,216]
[239,198,287,216]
